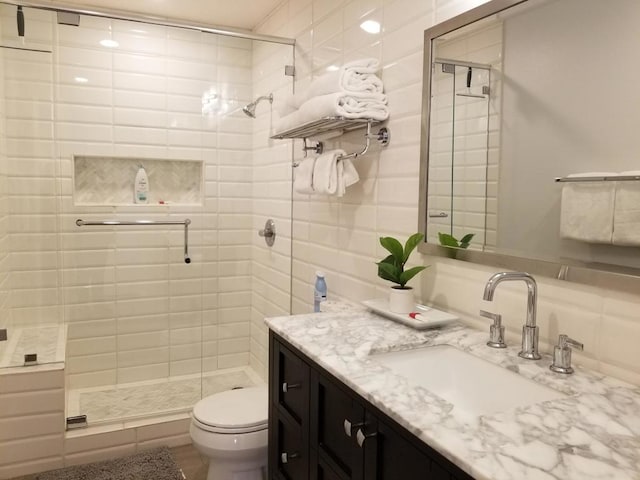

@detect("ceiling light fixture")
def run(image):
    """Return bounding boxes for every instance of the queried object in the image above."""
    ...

[74,76,89,83]
[360,20,381,34]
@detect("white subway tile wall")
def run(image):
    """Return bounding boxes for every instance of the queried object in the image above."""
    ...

[256,0,640,387]
[0,367,65,479]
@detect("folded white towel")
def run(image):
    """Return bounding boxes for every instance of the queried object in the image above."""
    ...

[312,150,360,197]
[306,58,384,100]
[279,59,383,114]
[274,92,389,134]
[293,157,316,194]
[560,172,616,244]
[613,171,640,246]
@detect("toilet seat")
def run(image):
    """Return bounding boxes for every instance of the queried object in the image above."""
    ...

[192,385,268,435]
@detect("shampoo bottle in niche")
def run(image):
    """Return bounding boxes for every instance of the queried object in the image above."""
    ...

[134,165,149,204]
[314,271,327,312]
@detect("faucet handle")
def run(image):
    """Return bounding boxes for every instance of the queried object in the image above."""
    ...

[550,334,583,374]
[480,310,506,349]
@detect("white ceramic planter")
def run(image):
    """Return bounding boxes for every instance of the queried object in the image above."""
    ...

[388,287,414,313]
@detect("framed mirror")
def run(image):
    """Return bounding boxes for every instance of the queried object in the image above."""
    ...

[418,0,640,293]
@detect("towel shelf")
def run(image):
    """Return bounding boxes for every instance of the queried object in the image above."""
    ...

[271,116,389,164]
[555,175,640,183]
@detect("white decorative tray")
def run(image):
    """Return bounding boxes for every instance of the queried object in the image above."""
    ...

[362,299,459,330]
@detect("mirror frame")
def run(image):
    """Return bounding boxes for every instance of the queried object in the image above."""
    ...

[417,0,640,295]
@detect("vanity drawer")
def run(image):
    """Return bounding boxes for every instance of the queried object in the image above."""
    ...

[273,339,310,425]
[275,416,308,480]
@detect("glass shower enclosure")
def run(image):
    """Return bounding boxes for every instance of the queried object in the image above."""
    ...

[0,2,294,426]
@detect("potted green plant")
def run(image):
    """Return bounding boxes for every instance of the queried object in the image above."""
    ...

[377,233,428,313]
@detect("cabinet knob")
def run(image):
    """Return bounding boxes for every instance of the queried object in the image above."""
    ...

[282,382,301,393]
[280,452,299,464]
[356,428,377,448]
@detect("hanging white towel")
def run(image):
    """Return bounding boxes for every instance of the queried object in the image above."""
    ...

[613,171,640,246]
[312,150,359,197]
[559,172,616,243]
[293,157,317,194]
[313,150,342,195]
[337,158,360,197]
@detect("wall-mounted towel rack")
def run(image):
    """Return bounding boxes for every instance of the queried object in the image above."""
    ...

[555,175,640,183]
[271,116,389,165]
[76,218,192,264]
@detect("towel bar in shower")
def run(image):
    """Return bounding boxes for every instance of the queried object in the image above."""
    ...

[554,175,640,183]
[75,218,192,264]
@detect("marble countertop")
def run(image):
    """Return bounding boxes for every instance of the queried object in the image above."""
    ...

[265,301,640,480]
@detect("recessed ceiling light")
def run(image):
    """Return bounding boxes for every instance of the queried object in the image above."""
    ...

[74,77,89,83]
[100,39,119,48]
[326,65,340,72]
[360,20,381,34]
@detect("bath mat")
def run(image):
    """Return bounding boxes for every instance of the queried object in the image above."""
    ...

[36,446,184,480]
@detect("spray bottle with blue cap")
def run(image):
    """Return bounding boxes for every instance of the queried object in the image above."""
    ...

[313,272,327,312]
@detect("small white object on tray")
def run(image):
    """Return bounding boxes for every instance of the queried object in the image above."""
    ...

[362,298,458,330]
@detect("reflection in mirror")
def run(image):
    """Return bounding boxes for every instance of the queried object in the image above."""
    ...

[419,0,640,290]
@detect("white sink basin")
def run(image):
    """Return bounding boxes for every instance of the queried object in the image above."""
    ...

[372,345,566,417]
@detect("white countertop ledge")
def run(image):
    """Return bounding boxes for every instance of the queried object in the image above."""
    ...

[265,303,640,480]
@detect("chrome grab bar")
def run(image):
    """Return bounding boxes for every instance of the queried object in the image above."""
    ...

[75,218,192,264]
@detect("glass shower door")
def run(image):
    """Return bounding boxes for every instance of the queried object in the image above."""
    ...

[0,5,64,370]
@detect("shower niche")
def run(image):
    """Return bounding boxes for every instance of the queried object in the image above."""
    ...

[73,156,203,206]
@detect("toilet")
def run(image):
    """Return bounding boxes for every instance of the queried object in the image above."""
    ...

[190,385,268,480]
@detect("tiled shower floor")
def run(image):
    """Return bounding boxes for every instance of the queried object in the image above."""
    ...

[67,366,263,424]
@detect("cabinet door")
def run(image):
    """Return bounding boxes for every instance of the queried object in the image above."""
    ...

[274,415,308,480]
[272,339,310,424]
[311,371,365,480]
[269,336,311,480]
[365,415,432,479]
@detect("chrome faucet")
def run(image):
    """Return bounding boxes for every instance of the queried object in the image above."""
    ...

[483,272,541,360]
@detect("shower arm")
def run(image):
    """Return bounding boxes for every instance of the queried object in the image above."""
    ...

[76,218,192,264]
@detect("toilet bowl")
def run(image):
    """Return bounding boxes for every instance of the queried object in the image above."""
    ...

[190,385,268,480]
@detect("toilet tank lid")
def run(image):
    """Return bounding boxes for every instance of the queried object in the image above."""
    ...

[193,385,268,429]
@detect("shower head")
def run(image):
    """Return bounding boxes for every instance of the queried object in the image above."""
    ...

[242,93,273,118]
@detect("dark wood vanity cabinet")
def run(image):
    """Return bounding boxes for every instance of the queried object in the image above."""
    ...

[269,332,474,480]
